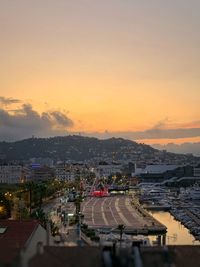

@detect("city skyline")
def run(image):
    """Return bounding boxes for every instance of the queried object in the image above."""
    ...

[0,0,200,145]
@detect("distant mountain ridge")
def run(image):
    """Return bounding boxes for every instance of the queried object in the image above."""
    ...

[0,135,198,161]
[152,142,200,156]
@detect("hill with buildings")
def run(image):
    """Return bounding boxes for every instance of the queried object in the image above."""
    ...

[0,135,199,164]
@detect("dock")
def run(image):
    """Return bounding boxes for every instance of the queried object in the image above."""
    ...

[143,205,171,211]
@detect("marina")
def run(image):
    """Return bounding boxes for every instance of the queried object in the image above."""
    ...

[149,211,200,245]
[137,184,200,244]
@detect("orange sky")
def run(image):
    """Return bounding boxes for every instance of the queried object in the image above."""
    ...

[0,1,200,144]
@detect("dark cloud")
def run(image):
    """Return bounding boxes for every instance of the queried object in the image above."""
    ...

[0,104,74,141]
[0,96,21,106]
[79,120,200,141]
[81,128,200,140]
[51,111,73,127]
[143,127,200,139]
[0,105,199,143]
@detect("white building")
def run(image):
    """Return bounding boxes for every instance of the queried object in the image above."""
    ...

[95,163,122,178]
[194,165,200,177]
[55,164,75,181]
[0,165,22,184]
[132,164,178,177]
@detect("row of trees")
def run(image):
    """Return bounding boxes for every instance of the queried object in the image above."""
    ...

[0,178,66,218]
[0,179,67,236]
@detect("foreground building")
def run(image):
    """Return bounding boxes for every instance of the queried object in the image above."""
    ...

[0,220,51,267]
[28,244,200,267]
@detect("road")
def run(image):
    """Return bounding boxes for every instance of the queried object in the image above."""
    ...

[43,197,78,246]
[81,195,162,232]
[43,195,165,241]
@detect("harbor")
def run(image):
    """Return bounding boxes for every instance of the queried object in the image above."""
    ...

[149,211,200,245]
[137,184,200,243]
[48,184,200,246]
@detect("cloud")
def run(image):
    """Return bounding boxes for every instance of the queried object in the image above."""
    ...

[0,104,199,143]
[0,96,21,106]
[50,111,73,127]
[179,120,200,129]
[0,104,74,141]
[143,127,200,139]
[78,120,200,140]
[150,118,170,130]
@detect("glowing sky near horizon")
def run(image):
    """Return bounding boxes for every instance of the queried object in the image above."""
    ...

[0,0,200,144]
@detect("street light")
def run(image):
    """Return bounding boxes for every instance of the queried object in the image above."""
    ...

[66,213,74,234]
[77,212,84,246]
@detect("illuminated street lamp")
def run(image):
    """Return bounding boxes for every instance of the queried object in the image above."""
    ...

[0,205,6,218]
[4,192,12,199]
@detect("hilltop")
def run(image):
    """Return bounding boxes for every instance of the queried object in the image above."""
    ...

[0,135,199,163]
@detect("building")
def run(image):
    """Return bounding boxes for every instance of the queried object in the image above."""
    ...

[132,164,178,177]
[0,165,22,184]
[28,166,55,181]
[194,164,200,177]
[95,162,122,178]
[30,158,54,167]
[29,246,102,267]
[28,245,200,267]
[55,164,75,181]
[132,164,179,183]
[0,220,51,267]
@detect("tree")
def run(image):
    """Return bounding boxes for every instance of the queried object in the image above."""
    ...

[23,181,36,216]
[74,194,83,222]
[50,220,59,236]
[117,224,125,242]
[31,208,59,236]
[36,182,47,209]
[31,208,47,228]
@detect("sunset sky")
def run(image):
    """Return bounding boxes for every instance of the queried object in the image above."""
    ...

[0,0,200,144]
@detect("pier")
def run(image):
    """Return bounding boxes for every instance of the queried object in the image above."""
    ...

[143,205,171,211]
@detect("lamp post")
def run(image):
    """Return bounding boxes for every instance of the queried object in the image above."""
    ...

[67,213,73,235]
[77,212,84,246]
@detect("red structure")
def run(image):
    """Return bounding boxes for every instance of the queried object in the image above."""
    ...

[90,188,109,197]
[89,178,109,197]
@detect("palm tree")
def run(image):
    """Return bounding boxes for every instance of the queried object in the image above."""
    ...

[31,208,47,228]
[74,194,83,222]
[75,195,81,214]
[24,181,36,216]
[117,224,125,242]
[36,182,47,209]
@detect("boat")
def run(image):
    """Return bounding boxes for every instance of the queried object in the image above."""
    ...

[180,186,200,200]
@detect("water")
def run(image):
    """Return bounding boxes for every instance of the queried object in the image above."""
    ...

[149,211,200,245]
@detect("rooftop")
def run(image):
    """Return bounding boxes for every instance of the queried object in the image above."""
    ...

[0,220,39,265]
[29,246,102,267]
[28,245,200,267]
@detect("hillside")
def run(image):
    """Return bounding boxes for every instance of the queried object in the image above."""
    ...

[0,135,198,163]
